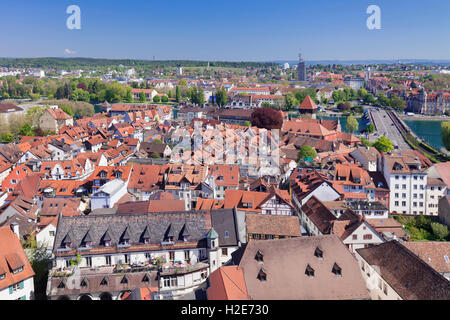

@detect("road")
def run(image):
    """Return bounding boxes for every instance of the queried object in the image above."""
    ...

[368,107,411,150]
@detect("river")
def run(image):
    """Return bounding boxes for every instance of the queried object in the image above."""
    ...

[404,120,445,151]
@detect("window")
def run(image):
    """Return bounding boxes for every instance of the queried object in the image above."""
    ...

[49,231,55,237]
[124,254,130,264]
[257,269,267,282]
[352,234,358,240]
[255,250,264,263]
[305,265,315,277]
[383,282,388,295]
[163,278,170,288]
[170,277,178,287]
[363,234,372,240]
[169,251,175,261]
[314,247,323,259]
[0,273,5,280]
[13,267,23,274]
[105,256,112,266]
[184,250,190,261]
[225,231,229,238]
[332,263,342,276]
[85,257,92,268]
[264,234,274,240]
[100,278,108,286]
[11,282,22,293]
[222,248,228,256]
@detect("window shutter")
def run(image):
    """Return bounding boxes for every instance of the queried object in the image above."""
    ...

[9,286,13,294]
[20,281,24,289]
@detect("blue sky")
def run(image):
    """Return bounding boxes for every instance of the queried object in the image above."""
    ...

[0,0,449,61]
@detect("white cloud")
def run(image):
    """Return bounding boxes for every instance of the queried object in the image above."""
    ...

[64,48,76,55]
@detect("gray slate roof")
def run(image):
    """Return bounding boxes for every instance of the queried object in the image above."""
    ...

[53,211,213,254]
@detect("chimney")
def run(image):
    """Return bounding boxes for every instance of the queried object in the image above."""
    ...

[10,222,20,239]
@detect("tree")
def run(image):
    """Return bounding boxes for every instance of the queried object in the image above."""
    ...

[26,105,47,128]
[295,88,317,105]
[346,115,359,133]
[124,89,133,103]
[161,95,169,103]
[60,106,74,117]
[366,123,375,133]
[337,102,351,111]
[442,121,450,150]
[21,234,52,300]
[250,107,283,130]
[390,94,406,111]
[153,95,161,103]
[298,145,317,162]
[216,87,228,108]
[431,223,449,240]
[139,92,146,103]
[0,132,14,143]
[244,121,252,127]
[168,90,173,99]
[373,136,394,152]
[284,93,298,111]
[175,86,181,103]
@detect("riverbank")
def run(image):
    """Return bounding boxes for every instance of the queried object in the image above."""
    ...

[399,114,450,121]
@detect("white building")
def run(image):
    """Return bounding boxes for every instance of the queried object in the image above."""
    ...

[91,179,129,210]
[381,154,427,214]
[0,225,35,300]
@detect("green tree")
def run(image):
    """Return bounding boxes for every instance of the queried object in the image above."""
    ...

[60,105,74,117]
[139,92,146,103]
[297,145,317,161]
[366,123,375,133]
[390,94,406,111]
[373,136,394,152]
[153,95,161,103]
[244,121,252,127]
[168,90,173,99]
[26,105,47,128]
[216,87,228,108]
[0,132,14,143]
[161,95,169,103]
[431,222,449,240]
[18,123,35,136]
[284,92,298,111]
[175,86,181,103]
[346,115,359,133]
[124,89,133,103]
[442,121,450,150]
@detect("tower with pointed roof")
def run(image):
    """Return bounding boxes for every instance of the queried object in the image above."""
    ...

[207,227,220,273]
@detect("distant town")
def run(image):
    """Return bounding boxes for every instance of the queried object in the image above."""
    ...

[0,55,449,301]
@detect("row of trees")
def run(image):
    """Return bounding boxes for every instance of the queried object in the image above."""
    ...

[442,121,450,151]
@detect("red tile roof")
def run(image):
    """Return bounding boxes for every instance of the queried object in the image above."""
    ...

[0,226,35,291]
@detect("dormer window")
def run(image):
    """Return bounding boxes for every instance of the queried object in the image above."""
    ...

[305,265,315,277]
[257,269,267,282]
[104,240,111,247]
[57,281,65,289]
[115,171,122,179]
[100,171,107,179]
[80,279,88,287]
[0,273,5,280]
[167,236,174,242]
[100,278,108,286]
[332,263,342,277]
[314,247,323,260]
[255,250,264,263]
[183,236,188,242]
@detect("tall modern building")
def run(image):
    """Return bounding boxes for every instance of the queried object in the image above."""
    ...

[297,52,306,82]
